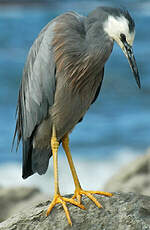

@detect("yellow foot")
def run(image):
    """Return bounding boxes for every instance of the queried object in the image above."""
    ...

[72,189,112,208]
[46,194,85,226]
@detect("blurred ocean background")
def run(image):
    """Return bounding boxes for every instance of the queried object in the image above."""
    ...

[0,0,150,196]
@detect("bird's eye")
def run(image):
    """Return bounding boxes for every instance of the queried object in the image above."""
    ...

[120,33,126,42]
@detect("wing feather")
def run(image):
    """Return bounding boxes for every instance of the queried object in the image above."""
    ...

[13,19,57,149]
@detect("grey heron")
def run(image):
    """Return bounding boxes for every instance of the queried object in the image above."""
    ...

[13,6,141,225]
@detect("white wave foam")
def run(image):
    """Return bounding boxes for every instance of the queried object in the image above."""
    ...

[0,149,140,197]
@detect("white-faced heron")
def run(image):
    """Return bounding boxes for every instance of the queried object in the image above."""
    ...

[13,6,141,225]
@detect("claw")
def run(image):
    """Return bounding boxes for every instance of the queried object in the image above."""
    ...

[72,188,112,208]
[46,194,85,225]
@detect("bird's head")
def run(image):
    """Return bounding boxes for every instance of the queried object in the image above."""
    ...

[103,8,141,88]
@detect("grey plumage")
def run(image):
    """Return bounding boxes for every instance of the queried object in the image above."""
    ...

[13,7,140,179]
[15,18,57,177]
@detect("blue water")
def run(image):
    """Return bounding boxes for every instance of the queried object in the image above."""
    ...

[0,0,150,194]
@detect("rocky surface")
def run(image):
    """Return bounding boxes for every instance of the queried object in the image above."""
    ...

[104,151,150,196]
[0,186,48,223]
[1,152,150,229]
[0,192,150,230]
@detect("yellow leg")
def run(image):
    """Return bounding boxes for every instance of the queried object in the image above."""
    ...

[46,126,85,226]
[62,134,112,208]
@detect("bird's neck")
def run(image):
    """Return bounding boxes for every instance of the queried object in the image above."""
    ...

[52,14,113,93]
[84,18,114,66]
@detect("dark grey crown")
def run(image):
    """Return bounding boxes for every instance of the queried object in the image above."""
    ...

[88,6,135,33]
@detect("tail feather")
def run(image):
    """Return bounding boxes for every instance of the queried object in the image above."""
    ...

[22,139,34,179]
[22,138,52,179]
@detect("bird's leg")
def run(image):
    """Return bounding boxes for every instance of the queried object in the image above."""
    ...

[46,126,85,226]
[62,134,82,203]
[62,134,112,208]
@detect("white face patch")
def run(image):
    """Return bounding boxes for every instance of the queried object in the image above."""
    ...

[104,15,135,51]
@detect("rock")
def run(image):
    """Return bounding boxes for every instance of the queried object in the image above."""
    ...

[0,192,150,230]
[0,186,48,223]
[104,151,150,196]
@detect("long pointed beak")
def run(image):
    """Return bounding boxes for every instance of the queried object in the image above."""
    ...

[123,41,141,88]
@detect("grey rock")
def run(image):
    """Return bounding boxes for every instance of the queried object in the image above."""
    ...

[0,192,150,230]
[104,151,150,196]
[0,186,48,222]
